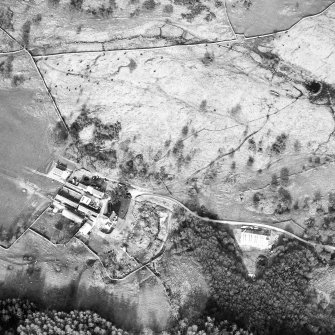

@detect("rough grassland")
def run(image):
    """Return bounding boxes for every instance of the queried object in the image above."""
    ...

[0,230,172,331]
[0,0,234,54]
[37,25,335,226]
[227,0,334,36]
[0,51,63,246]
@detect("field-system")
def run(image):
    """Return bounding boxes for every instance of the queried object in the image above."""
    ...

[1,0,335,334]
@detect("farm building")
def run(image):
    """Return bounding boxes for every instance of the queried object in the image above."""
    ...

[240,228,270,250]
[78,203,100,218]
[61,208,84,224]
[55,193,79,209]
[79,221,94,236]
[49,161,72,181]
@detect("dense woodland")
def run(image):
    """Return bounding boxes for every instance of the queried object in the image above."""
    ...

[0,298,251,335]
[166,209,335,335]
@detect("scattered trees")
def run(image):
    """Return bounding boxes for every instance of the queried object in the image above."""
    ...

[201,51,215,66]
[163,4,174,13]
[280,167,289,186]
[271,173,279,187]
[182,125,189,136]
[70,0,84,10]
[142,0,157,10]
[252,192,264,207]
[247,156,254,166]
[11,74,25,86]
[294,139,301,152]
[275,187,292,214]
[52,121,69,145]
[21,20,31,47]
[0,6,13,29]
[32,13,42,24]
[48,0,60,7]
[69,106,121,168]
[270,133,288,155]
[167,211,333,335]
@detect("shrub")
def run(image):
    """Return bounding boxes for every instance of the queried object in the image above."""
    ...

[163,4,174,13]
[11,74,25,86]
[293,139,301,153]
[314,190,321,203]
[182,125,189,136]
[48,0,60,7]
[32,13,42,24]
[275,187,292,214]
[0,55,13,78]
[0,6,13,29]
[200,99,207,111]
[21,20,31,47]
[248,138,256,152]
[202,51,215,66]
[70,0,83,10]
[253,192,264,207]
[271,133,288,155]
[280,167,289,186]
[247,156,254,166]
[271,173,279,187]
[142,0,157,10]
[52,121,69,145]
[172,139,184,156]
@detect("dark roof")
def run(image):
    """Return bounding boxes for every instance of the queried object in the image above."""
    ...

[56,161,67,171]
[118,198,131,219]
[78,203,100,214]
[58,189,80,204]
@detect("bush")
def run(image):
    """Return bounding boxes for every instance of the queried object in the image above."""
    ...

[0,55,13,78]
[271,173,279,187]
[32,13,42,24]
[202,51,215,66]
[253,192,264,207]
[172,139,184,156]
[52,121,69,145]
[280,167,289,186]
[142,0,157,10]
[21,20,31,47]
[247,156,254,166]
[70,0,83,10]
[182,125,189,136]
[11,74,25,86]
[163,4,174,13]
[271,133,288,155]
[275,187,292,214]
[48,0,60,7]
[293,139,301,152]
[0,6,13,29]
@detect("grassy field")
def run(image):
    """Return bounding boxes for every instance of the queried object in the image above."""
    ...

[227,0,334,36]
[0,0,234,54]
[36,29,335,227]
[31,208,81,245]
[0,52,65,246]
[0,230,172,331]
[0,29,20,52]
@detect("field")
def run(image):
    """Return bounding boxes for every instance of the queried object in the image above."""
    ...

[0,0,234,54]
[35,8,335,231]
[227,0,334,36]
[31,208,82,244]
[0,30,20,52]
[125,200,170,263]
[0,51,65,246]
[2,1,335,333]
[0,229,172,331]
